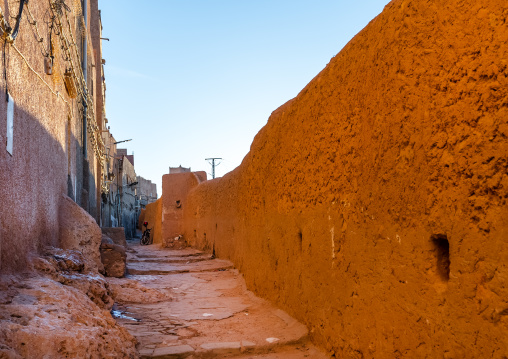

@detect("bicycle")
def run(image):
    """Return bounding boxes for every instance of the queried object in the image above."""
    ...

[140,221,153,245]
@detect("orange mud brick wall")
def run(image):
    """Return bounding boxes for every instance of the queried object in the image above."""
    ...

[142,198,162,244]
[182,0,508,357]
[162,172,206,242]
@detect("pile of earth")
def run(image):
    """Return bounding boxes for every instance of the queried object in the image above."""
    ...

[0,247,138,359]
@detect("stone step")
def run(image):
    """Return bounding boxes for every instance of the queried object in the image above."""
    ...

[139,336,312,358]
[130,245,205,258]
[114,244,327,359]
[127,259,233,275]
[128,256,211,264]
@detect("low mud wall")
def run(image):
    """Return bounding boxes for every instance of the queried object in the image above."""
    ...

[142,198,163,244]
[183,0,508,357]
[162,172,206,242]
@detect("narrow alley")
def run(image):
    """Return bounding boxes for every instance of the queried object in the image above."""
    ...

[108,240,327,358]
[1,0,507,357]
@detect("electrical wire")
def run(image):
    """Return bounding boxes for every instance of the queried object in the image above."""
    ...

[11,42,68,105]
[10,0,27,41]
[25,3,49,57]
[45,0,106,164]
[3,40,7,100]
[2,0,107,184]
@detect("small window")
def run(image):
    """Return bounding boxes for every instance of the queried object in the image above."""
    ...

[176,200,181,208]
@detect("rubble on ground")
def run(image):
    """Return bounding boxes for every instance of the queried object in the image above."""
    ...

[100,242,127,279]
[102,227,128,248]
[162,235,188,249]
[106,277,173,304]
[0,247,138,359]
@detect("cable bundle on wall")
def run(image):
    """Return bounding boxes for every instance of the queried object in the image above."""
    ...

[0,0,107,190]
[46,0,106,168]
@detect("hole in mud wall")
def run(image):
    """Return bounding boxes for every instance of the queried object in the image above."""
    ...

[431,234,450,281]
[194,230,197,239]
[203,232,206,243]
[297,230,303,252]
[176,200,181,208]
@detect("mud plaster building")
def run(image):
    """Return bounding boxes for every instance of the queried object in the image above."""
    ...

[118,151,138,239]
[100,145,155,238]
[137,175,157,208]
[100,131,119,227]
[162,171,206,241]
[169,165,191,174]
[0,0,109,272]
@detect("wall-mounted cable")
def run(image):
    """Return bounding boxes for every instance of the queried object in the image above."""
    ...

[9,0,27,42]
[3,40,7,101]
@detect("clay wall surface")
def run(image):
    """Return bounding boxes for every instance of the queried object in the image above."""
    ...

[90,0,105,222]
[142,198,162,244]
[0,105,66,272]
[121,156,137,239]
[117,149,134,167]
[169,166,191,174]
[137,175,158,205]
[0,0,103,272]
[116,148,127,157]
[162,172,206,241]
[183,0,508,357]
[101,133,118,227]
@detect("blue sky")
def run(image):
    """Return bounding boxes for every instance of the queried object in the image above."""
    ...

[99,1,391,196]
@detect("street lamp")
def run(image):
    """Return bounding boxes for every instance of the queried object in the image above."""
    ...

[113,139,132,145]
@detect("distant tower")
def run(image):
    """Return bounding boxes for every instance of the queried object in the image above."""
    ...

[169,165,191,174]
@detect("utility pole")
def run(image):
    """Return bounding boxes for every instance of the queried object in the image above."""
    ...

[205,158,222,179]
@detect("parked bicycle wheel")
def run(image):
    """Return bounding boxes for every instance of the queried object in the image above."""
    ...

[140,233,149,245]
[140,228,152,245]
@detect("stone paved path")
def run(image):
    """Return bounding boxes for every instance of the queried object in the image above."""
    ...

[109,241,328,359]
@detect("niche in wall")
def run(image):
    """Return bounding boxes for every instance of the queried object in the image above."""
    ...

[431,234,450,281]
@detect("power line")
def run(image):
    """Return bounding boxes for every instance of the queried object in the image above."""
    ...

[205,157,222,179]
